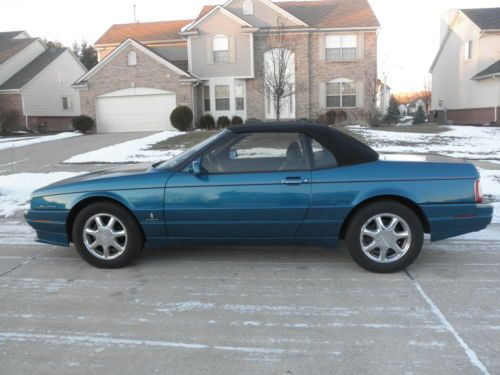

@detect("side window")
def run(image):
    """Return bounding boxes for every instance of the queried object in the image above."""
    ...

[201,132,307,173]
[308,137,337,169]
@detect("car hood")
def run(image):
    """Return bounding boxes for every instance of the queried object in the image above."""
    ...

[32,163,173,198]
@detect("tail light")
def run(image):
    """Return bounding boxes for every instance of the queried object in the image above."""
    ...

[474,179,482,203]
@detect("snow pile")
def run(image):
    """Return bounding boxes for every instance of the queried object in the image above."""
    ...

[0,132,81,151]
[64,131,183,164]
[0,172,82,217]
[349,125,500,160]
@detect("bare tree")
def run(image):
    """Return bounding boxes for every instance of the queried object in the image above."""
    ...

[262,17,303,121]
[421,76,432,114]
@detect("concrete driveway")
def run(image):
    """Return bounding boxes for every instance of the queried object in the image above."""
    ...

[0,231,498,374]
[0,132,154,174]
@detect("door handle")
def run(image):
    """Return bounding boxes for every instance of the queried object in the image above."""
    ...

[281,177,309,185]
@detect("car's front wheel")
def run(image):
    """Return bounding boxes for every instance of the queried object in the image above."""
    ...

[72,202,144,268]
[346,201,423,273]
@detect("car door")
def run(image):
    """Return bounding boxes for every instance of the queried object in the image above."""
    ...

[164,131,312,239]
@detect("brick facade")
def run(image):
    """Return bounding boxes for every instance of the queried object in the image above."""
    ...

[79,45,194,121]
[434,107,499,125]
[0,93,24,130]
[247,31,377,123]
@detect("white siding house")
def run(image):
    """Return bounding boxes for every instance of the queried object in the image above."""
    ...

[430,8,500,124]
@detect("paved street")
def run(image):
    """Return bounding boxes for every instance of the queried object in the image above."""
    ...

[0,224,498,374]
[0,132,153,174]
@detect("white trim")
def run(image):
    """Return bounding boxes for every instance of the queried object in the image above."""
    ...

[185,5,252,31]
[429,10,461,72]
[97,87,175,98]
[74,38,192,84]
[250,33,255,78]
[187,37,193,73]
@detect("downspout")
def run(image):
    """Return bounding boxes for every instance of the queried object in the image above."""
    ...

[496,75,499,123]
[21,92,31,131]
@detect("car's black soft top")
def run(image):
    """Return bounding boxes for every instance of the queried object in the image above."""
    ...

[229,122,379,166]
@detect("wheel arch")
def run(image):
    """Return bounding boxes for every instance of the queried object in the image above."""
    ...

[338,195,430,240]
[66,195,145,243]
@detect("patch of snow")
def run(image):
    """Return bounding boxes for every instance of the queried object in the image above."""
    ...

[0,172,82,217]
[63,131,183,164]
[349,125,500,160]
[0,132,81,150]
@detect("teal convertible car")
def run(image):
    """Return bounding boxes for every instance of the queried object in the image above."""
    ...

[26,123,493,273]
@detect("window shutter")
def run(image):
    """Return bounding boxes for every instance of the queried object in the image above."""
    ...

[356,80,364,108]
[319,82,326,109]
[357,32,365,59]
[207,37,214,64]
[229,36,236,63]
[319,33,326,61]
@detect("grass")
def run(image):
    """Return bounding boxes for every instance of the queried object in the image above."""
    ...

[149,130,218,151]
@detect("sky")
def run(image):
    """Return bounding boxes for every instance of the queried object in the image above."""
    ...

[0,0,498,93]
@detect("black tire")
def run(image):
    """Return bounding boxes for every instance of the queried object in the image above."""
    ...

[346,200,423,273]
[72,201,144,268]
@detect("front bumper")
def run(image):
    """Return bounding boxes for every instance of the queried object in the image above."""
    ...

[25,209,70,247]
[421,203,493,241]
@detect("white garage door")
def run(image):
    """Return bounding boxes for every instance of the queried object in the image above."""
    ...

[96,88,176,132]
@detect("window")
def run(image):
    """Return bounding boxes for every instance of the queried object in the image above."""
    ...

[203,86,210,111]
[62,96,73,111]
[213,35,229,63]
[464,40,472,60]
[326,79,356,108]
[235,84,244,110]
[201,132,306,173]
[127,51,137,66]
[309,138,337,168]
[325,34,357,61]
[243,0,254,15]
[215,85,230,111]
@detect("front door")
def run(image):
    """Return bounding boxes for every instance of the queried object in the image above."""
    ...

[165,132,311,239]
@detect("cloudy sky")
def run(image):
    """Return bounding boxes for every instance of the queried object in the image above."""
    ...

[0,0,497,92]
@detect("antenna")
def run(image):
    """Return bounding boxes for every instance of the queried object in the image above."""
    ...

[133,4,137,23]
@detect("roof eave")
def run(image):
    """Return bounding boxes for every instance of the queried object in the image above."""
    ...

[472,73,500,80]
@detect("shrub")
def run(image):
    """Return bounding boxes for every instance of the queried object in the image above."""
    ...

[298,117,313,124]
[413,106,427,125]
[0,109,21,135]
[199,114,215,129]
[217,115,230,128]
[72,115,95,134]
[315,113,327,125]
[245,117,263,124]
[326,110,337,125]
[170,105,193,131]
[231,115,243,125]
[336,110,347,123]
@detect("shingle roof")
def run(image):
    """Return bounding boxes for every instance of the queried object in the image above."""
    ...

[150,44,188,72]
[0,48,66,90]
[461,8,500,30]
[277,0,379,28]
[0,31,38,64]
[473,60,500,79]
[95,19,193,45]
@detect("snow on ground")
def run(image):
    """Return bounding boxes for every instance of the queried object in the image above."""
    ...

[64,131,183,164]
[0,132,81,151]
[0,172,82,217]
[349,125,500,160]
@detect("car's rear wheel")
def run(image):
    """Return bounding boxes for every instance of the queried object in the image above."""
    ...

[72,202,144,268]
[346,201,423,273]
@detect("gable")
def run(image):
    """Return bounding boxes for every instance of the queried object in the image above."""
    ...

[75,39,193,85]
[225,0,305,27]
[186,5,252,32]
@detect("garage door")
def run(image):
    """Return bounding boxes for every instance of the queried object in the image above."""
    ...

[96,88,176,132]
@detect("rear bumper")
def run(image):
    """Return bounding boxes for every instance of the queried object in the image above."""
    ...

[25,210,70,247]
[421,203,493,241]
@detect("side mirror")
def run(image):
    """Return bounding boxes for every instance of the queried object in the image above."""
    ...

[189,159,201,176]
[229,148,238,159]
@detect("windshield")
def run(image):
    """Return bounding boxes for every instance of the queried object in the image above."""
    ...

[157,130,228,169]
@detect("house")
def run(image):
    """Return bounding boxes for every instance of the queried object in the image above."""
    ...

[430,8,500,124]
[407,98,426,115]
[74,0,379,133]
[0,31,87,131]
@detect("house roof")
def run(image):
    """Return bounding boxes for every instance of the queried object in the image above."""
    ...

[0,48,66,90]
[473,60,500,80]
[277,0,379,28]
[461,8,500,30]
[95,19,193,45]
[0,31,38,64]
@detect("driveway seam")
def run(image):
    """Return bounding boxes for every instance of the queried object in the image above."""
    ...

[404,269,490,375]
[0,255,40,278]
